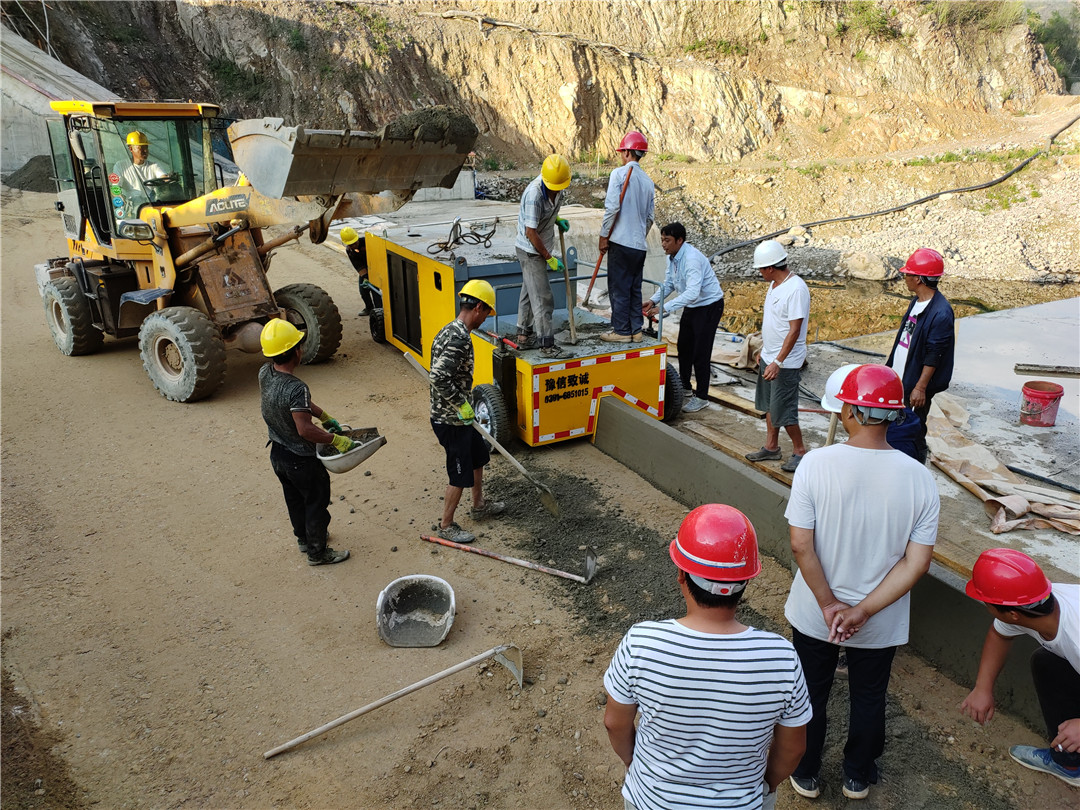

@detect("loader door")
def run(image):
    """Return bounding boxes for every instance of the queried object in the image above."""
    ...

[46,118,81,240]
[66,118,114,246]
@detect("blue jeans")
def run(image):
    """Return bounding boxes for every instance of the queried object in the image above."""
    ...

[792,627,897,784]
[607,241,646,336]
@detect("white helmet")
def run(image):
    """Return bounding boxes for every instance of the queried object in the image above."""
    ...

[821,363,861,414]
[753,239,788,269]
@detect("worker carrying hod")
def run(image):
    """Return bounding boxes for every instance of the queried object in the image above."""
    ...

[340,227,382,317]
[259,319,355,566]
[429,280,505,545]
[784,363,938,801]
[643,222,724,414]
[604,504,811,810]
[514,154,572,359]
[960,549,1079,787]
[599,131,655,343]
[885,247,955,463]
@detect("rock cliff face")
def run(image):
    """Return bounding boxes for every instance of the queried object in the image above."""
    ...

[5,0,1065,162]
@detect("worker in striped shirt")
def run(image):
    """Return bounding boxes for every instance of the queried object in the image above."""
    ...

[604,505,811,810]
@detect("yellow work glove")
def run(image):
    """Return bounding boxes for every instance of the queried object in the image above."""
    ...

[555,217,570,233]
[319,411,342,434]
[457,401,475,425]
[330,434,356,454]
[546,256,565,273]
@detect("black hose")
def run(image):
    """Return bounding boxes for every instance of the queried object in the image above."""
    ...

[710,114,1080,262]
[1005,465,1080,496]
[818,341,887,358]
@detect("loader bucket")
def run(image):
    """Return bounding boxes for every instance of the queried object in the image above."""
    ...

[228,106,479,200]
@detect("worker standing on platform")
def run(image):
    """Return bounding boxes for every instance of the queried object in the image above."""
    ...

[599,131,655,344]
[784,364,939,801]
[960,548,1080,787]
[885,247,955,463]
[745,239,810,472]
[429,280,505,545]
[340,227,382,317]
[514,154,572,359]
[259,319,355,566]
[605,504,811,810]
[643,222,724,414]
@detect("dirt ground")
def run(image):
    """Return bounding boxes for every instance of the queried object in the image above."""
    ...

[1,186,1076,810]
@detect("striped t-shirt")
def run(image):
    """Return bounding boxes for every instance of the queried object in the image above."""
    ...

[604,620,811,810]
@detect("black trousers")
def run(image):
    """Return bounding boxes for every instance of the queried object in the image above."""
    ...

[269,443,331,554]
[677,298,724,398]
[359,274,382,312]
[792,628,897,783]
[607,241,646,337]
[1032,646,1080,768]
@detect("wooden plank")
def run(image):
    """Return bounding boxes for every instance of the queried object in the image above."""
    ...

[1013,363,1080,379]
[705,386,765,419]
[682,421,793,487]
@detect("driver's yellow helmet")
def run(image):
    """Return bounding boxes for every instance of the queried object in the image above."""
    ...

[126,131,149,147]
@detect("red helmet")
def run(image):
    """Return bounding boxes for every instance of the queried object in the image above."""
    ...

[836,364,904,409]
[618,131,648,152]
[669,505,760,589]
[899,248,944,277]
[965,548,1052,606]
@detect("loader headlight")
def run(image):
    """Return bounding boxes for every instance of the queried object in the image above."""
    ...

[117,220,155,241]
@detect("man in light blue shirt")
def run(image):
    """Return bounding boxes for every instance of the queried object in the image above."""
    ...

[515,154,571,359]
[644,222,724,413]
[598,131,655,343]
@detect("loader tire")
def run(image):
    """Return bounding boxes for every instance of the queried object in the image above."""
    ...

[472,383,512,447]
[274,283,342,364]
[369,308,387,344]
[139,307,226,403]
[662,362,684,423]
[42,276,103,356]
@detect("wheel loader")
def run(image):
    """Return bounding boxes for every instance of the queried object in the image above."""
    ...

[35,100,477,402]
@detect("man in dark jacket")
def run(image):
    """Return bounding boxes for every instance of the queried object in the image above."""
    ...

[885,248,955,463]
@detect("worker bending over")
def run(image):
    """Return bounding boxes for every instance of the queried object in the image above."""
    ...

[340,227,382,317]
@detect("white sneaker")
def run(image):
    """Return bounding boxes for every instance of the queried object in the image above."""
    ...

[682,395,708,413]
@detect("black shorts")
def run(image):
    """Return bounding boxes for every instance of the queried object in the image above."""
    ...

[431,420,490,488]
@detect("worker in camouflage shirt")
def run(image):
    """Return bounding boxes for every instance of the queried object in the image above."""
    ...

[429,279,506,544]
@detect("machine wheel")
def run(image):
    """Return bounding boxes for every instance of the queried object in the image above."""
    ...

[369,308,387,344]
[42,276,103,356]
[138,307,226,403]
[274,283,342,364]
[472,383,512,447]
[662,362,684,423]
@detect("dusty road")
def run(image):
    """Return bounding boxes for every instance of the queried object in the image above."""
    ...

[1,187,1073,809]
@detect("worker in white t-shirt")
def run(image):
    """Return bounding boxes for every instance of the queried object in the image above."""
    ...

[745,240,810,472]
[112,130,169,198]
[605,504,811,810]
[961,549,1080,787]
[784,364,939,802]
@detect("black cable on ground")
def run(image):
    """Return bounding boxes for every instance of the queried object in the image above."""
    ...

[818,341,887,357]
[709,113,1080,262]
[1004,465,1080,496]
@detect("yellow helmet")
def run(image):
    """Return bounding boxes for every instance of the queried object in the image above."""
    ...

[126,130,149,147]
[340,226,360,246]
[459,279,496,312]
[541,154,571,191]
[260,318,304,358]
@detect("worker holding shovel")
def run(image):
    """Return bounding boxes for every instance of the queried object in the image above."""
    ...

[259,319,355,566]
[429,280,505,544]
[514,154,572,359]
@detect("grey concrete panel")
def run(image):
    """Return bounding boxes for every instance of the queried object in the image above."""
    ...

[594,396,1048,731]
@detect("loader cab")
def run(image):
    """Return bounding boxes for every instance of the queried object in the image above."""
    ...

[46,101,233,247]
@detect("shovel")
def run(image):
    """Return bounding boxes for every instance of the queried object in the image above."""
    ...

[421,535,596,584]
[263,644,523,759]
[402,352,560,516]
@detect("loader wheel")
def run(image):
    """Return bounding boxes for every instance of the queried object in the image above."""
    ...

[42,276,103,356]
[472,383,512,447]
[370,308,387,344]
[662,362,684,423]
[274,283,342,364]
[139,307,226,403]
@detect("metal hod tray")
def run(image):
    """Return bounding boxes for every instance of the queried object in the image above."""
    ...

[317,427,386,474]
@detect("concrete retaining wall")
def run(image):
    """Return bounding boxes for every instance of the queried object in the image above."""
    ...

[592,396,1044,731]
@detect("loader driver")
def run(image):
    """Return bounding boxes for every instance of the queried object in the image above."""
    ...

[429,279,505,545]
[259,319,356,566]
[113,131,170,195]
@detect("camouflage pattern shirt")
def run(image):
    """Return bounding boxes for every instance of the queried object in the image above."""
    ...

[429,318,473,425]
